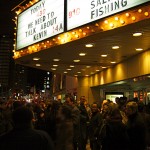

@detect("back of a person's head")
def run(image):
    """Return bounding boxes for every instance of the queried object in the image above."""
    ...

[12,106,33,128]
[13,101,23,110]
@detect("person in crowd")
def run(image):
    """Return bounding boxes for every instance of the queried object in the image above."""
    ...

[78,96,89,150]
[88,102,103,150]
[116,96,128,124]
[0,106,54,150]
[65,94,81,150]
[99,102,129,150]
[44,100,61,144]
[137,101,150,148]
[125,101,147,150]
[55,105,74,150]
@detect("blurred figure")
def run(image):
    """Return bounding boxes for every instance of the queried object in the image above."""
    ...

[78,96,89,150]
[55,105,74,150]
[88,103,102,150]
[0,106,54,150]
[126,101,147,150]
[65,94,80,150]
[137,101,150,148]
[100,103,129,150]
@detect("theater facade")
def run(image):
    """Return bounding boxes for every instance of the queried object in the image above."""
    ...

[13,0,150,103]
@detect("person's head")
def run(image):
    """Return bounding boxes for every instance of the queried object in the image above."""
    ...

[65,94,74,106]
[12,106,33,129]
[57,105,72,121]
[80,96,86,105]
[107,103,122,121]
[125,101,138,117]
[91,103,99,113]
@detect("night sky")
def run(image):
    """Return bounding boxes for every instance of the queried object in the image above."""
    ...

[0,0,24,35]
[0,0,49,90]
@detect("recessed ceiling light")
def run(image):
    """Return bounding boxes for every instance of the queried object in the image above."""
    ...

[36,64,41,66]
[85,43,94,47]
[133,32,142,37]
[111,61,116,64]
[33,57,40,61]
[101,54,107,57]
[112,46,119,49]
[64,71,68,73]
[86,66,91,68]
[79,53,86,56]
[85,75,89,76]
[102,66,107,68]
[51,68,56,70]
[53,59,60,62]
[53,65,58,67]
[66,68,72,70]
[74,75,78,76]
[73,59,80,62]
[70,65,75,67]
[96,70,100,71]
[77,72,81,73]
[135,48,143,51]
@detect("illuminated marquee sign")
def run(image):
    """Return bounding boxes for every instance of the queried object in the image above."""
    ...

[67,0,149,30]
[17,0,64,50]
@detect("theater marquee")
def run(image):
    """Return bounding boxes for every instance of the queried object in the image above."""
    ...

[67,0,149,30]
[17,0,64,50]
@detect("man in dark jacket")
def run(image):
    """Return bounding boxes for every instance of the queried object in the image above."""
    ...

[89,103,102,150]
[126,101,147,150]
[0,106,54,150]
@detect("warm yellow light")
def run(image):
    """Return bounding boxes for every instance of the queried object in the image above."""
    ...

[53,65,58,67]
[133,32,142,37]
[125,13,130,17]
[110,23,114,28]
[112,46,119,49]
[120,20,125,24]
[75,34,79,38]
[104,20,108,24]
[115,17,119,21]
[135,48,143,51]
[79,53,86,56]
[79,29,82,32]
[95,23,99,26]
[36,64,41,66]
[83,32,87,36]
[132,16,136,21]
[102,66,107,68]
[101,54,107,57]
[138,9,142,13]
[144,12,149,16]
[64,71,68,73]
[53,59,60,62]
[111,61,116,64]
[70,65,75,68]
[86,66,91,68]
[73,59,80,62]
[33,57,40,61]
[67,68,72,71]
[77,72,81,73]
[51,68,56,70]
[85,43,94,47]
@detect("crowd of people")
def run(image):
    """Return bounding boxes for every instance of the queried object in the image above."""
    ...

[0,95,150,150]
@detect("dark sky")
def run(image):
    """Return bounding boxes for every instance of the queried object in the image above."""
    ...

[0,0,24,35]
